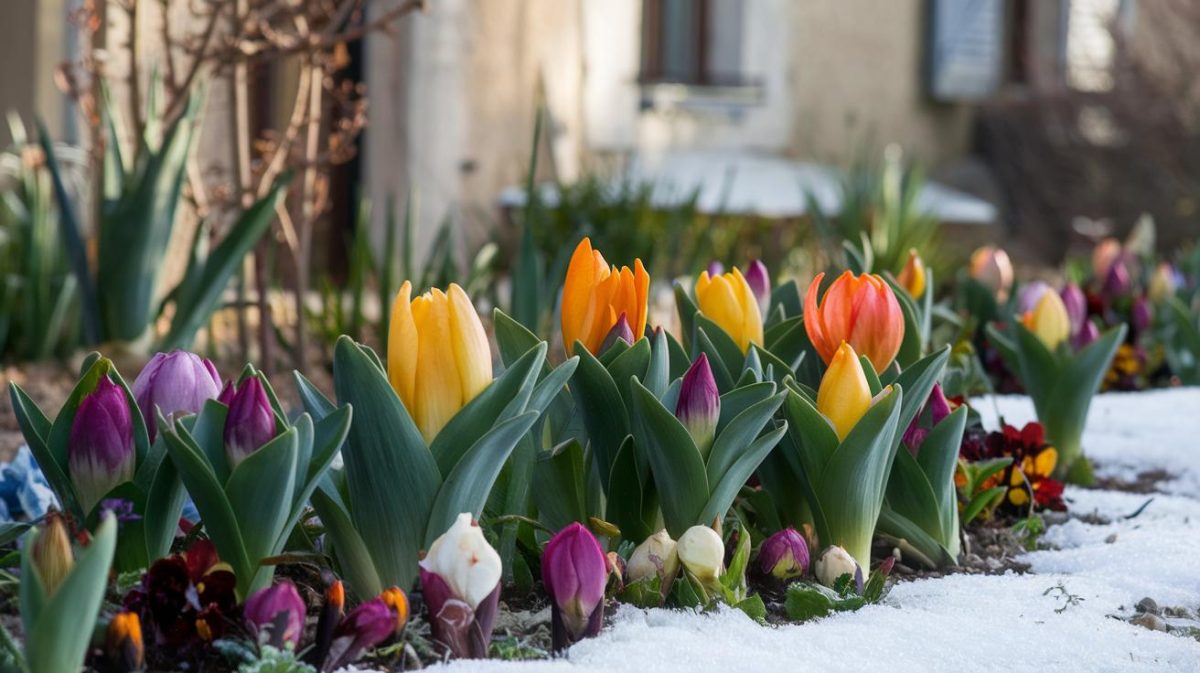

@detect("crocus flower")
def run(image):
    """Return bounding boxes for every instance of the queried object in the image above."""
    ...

[389,281,494,443]
[323,598,396,671]
[1103,257,1132,298]
[1060,283,1087,336]
[744,259,771,315]
[244,580,306,648]
[561,237,650,356]
[223,377,276,469]
[542,523,607,651]
[132,350,221,441]
[969,246,1014,302]
[30,512,73,597]
[1092,237,1122,279]
[379,586,410,634]
[626,529,679,586]
[1022,291,1070,350]
[597,313,635,355]
[675,354,720,456]
[816,342,872,441]
[814,545,861,590]
[695,267,763,353]
[310,580,345,669]
[1017,281,1051,315]
[69,377,136,513]
[106,611,145,673]
[897,249,926,298]
[419,513,502,659]
[676,525,724,585]
[804,271,905,373]
[1131,296,1152,334]
[1148,262,1178,302]
[1072,319,1100,350]
[757,528,809,581]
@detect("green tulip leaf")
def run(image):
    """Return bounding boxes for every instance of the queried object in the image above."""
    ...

[311,480,383,599]
[224,428,299,589]
[629,379,709,536]
[532,440,590,533]
[707,392,786,486]
[699,422,787,528]
[572,346,632,494]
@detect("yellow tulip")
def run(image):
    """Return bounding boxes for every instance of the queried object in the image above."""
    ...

[1022,291,1070,350]
[561,238,650,355]
[695,268,763,353]
[897,249,927,298]
[816,342,872,441]
[388,281,493,443]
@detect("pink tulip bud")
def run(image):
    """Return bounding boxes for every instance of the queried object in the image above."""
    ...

[757,528,809,581]
[69,377,136,513]
[675,354,720,456]
[1060,283,1087,336]
[744,260,771,315]
[542,522,607,651]
[223,377,277,469]
[322,598,396,670]
[133,351,222,441]
[598,313,635,354]
[244,580,306,648]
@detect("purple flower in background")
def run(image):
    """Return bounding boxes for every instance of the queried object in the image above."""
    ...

[1103,257,1132,298]
[1060,283,1087,336]
[223,377,277,469]
[244,580,307,648]
[1017,281,1051,316]
[69,377,136,513]
[1072,319,1100,350]
[1131,296,1153,334]
[0,447,59,521]
[322,598,396,670]
[744,260,771,315]
[132,351,222,441]
[757,528,810,582]
[707,261,725,277]
[902,383,951,455]
[675,354,720,456]
[542,522,607,651]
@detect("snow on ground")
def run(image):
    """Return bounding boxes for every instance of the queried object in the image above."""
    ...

[428,390,1200,673]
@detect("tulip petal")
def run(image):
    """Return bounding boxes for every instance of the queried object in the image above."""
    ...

[388,281,419,408]
[816,342,872,441]
[447,284,493,403]
[803,272,833,363]
[412,291,464,443]
[561,239,610,355]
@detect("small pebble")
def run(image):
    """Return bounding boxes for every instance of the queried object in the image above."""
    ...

[1130,613,1168,632]
[1135,597,1159,615]
[1104,533,1118,544]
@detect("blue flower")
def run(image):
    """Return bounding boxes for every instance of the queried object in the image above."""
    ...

[0,447,59,521]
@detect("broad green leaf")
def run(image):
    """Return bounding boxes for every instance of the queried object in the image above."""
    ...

[224,429,298,590]
[716,381,777,434]
[889,346,949,437]
[695,316,745,378]
[693,328,735,393]
[699,423,787,527]
[781,389,840,480]
[532,440,590,532]
[294,371,337,419]
[311,482,383,599]
[629,379,708,537]
[605,436,655,543]
[493,309,543,368]
[706,392,786,486]
[8,384,75,515]
[571,346,631,493]
[189,399,231,483]
[143,440,186,561]
[875,507,955,570]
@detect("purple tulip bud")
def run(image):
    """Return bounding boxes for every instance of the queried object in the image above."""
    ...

[133,351,222,441]
[707,261,725,277]
[1060,283,1087,336]
[757,528,809,582]
[902,383,951,456]
[1072,319,1100,350]
[322,598,396,670]
[419,513,502,659]
[69,377,136,513]
[542,523,607,652]
[244,580,306,648]
[1131,296,1152,334]
[1103,258,1132,297]
[599,313,635,354]
[223,378,277,469]
[744,260,771,315]
[1017,281,1051,316]
[217,379,237,406]
[675,354,720,456]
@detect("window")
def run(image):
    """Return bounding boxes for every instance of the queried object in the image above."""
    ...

[640,0,748,87]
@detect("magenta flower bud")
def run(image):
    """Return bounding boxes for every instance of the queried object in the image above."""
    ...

[675,354,720,457]
[902,383,951,455]
[1103,258,1132,297]
[1131,296,1152,334]
[216,379,237,406]
[132,351,222,441]
[244,580,306,649]
[707,261,725,277]
[1060,283,1087,336]
[1072,319,1100,350]
[598,313,636,354]
[322,598,396,670]
[542,522,607,652]
[744,260,771,315]
[69,377,136,514]
[223,377,277,469]
[1017,281,1050,316]
[757,527,809,581]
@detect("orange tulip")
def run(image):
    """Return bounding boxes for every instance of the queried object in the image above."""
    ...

[561,238,649,355]
[804,271,905,374]
[897,249,926,298]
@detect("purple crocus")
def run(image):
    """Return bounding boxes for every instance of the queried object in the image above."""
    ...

[1060,283,1087,336]
[223,377,277,469]
[901,383,952,455]
[757,528,810,582]
[132,351,222,441]
[744,260,771,315]
[675,354,720,456]
[1072,319,1100,350]
[69,377,136,513]
[322,598,396,670]
[542,522,607,652]
[244,580,306,649]
[598,313,635,354]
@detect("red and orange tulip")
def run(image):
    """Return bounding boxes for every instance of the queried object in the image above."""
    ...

[561,238,650,356]
[804,271,905,374]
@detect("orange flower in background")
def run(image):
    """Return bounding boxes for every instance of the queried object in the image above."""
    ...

[561,238,649,355]
[969,246,1014,302]
[897,249,927,298]
[804,271,905,374]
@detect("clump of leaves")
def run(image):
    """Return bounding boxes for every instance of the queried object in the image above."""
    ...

[1013,514,1046,552]
[490,635,550,661]
[214,641,316,673]
[783,561,894,622]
